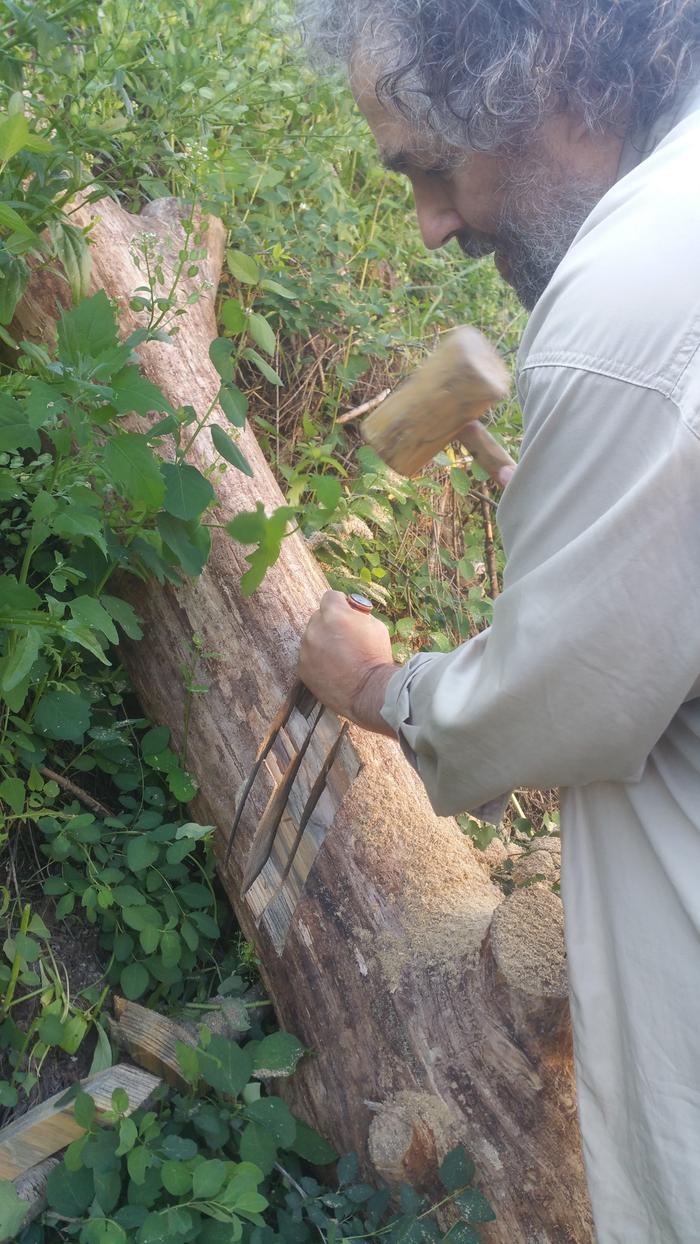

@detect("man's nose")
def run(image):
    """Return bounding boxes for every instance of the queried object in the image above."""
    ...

[413,191,464,251]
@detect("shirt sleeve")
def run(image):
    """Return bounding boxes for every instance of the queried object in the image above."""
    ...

[380,364,700,818]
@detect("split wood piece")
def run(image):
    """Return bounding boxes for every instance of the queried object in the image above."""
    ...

[2,1156,60,1244]
[0,1064,161,1180]
[362,326,511,476]
[108,995,253,1090]
[14,196,594,1241]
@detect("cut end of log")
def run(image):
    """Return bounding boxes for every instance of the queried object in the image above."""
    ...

[489,883,567,999]
[368,1091,459,1190]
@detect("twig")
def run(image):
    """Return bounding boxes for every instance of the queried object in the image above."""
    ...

[479,483,500,598]
[39,766,114,818]
[469,488,497,509]
[336,389,391,424]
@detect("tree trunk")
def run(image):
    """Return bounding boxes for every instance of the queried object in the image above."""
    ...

[14,197,594,1242]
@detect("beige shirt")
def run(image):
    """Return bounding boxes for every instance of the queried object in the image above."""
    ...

[381,84,700,1242]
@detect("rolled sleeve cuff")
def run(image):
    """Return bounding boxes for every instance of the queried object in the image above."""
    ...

[380,653,510,826]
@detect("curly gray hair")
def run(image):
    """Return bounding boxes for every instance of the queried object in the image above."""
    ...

[297,0,700,151]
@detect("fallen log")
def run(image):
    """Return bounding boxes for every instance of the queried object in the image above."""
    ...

[14,197,593,1241]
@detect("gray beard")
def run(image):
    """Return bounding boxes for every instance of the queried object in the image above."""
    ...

[458,164,611,310]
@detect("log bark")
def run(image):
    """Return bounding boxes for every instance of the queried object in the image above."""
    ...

[14,197,593,1242]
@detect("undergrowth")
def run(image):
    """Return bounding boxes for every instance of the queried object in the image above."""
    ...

[0,0,556,1238]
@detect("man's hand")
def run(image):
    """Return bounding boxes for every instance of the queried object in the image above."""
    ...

[298,591,399,735]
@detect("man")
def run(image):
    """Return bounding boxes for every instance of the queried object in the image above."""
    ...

[296,1,700,1240]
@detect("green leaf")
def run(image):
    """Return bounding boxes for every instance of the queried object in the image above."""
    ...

[126,836,159,872]
[81,1219,128,1244]
[210,425,253,475]
[0,575,40,612]
[141,727,170,755]
[245,1097,296,1148]
[120,962,150,1001]
[74,1090,96,1130]
[260,278,296,299]
[161,1160,191,1196]
[0,1178,29,1238]
[35,690,91,742]
[239,1122,277,1175]
[104,433,165,509]
[218,384,248,428]
[0,113,31,161]
[0,626,41,693]
[136,1207,193,1243]
[69,596,119,644]
[161,462,215,521]
[454,1189,496,1225]
[89,1022,113,1076]
[290,1120,336,1165]
[242,348,282,386]
[225,505,268,545]
[0,251,28,324]
[441,1226,479,1244]
[57,290,118,367]
[0,392,40,453]
[198,1033,254,1098]
[226,250,259,284]
[157,513,212,577]
[438,1145,476,1192]
[247,312,276,357]
[313,475,341,512]
[48,220,92,303]
[252,1032,306,1078]
[0,775,25,815]
[38,1013,66,1045]
[209,337,235,382]
[450,469,471,497]
[101,595,143,641]
[46,1162,94,1216]
[111,366,173,417]
[221,298,247,335]
[0,201,35,239]
[192,1159,228,1200]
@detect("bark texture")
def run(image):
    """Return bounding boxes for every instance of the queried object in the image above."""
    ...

[14,197,594,1242]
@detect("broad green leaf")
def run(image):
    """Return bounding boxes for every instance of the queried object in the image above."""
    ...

[210,425,253,475]
[38,1013,66,1045]
[198,1033,254,1098]
[161,1160,191,1196]
[0,113,31,161]
[252,1032,306,1078]
[313,475,341,512]
[120,962,150,1000]
[111,366,173,417]
[157,512,211,577]
[438,1144,476,1192]
[192,1159,228,1200]
[290,1120,336,1165]
[209,336,235,382]
[48,220,92,303]
[0,626,40,693]
[70,596,119,645]
[0,250,28,323]
[104,433,165,509]
[101,595,143,640]
[136,1207,193,1243]
[0,575,40,612]
[160,929,180,967]
[0,392,40,453]
[245,1097,296,1147]
[260,278,296,299]
[35,690,91,742]
[126,836,159,872]
[52,510,108,555]
[81,1218,128,1244]
[141,726,170,755]
[247,312,276,357]
[239,1122,277,1175]
[46,1163,94,1217]
[226,249,259,284]
[0,1178,29,1238]
[0,201,35,239]
[57,290,118,367]
[225,505,268,545]
[115,1116,138,1156]
[218,384,248,427]
[242,348,282,386]
[337,1153,359,1185]
[89,1022,113,1077]
[454,1189,496,1224]
[221,298,246,335]
[450,468,471,497]
[161,462,215,521]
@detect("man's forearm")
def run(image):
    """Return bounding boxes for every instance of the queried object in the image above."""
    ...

[350,662,399,736]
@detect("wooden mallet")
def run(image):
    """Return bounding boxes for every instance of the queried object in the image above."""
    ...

[361,326,514,481]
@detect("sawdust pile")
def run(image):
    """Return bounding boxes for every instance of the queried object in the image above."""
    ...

[342,743,501,989]
[489,883,567,997]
